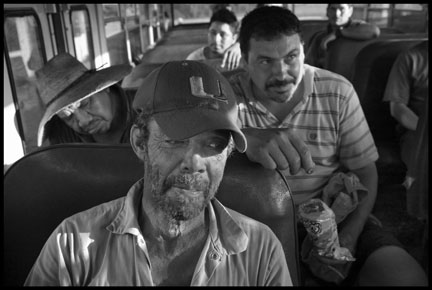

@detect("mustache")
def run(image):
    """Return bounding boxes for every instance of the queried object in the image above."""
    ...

[163,174,209,191]
[266,79,291,89]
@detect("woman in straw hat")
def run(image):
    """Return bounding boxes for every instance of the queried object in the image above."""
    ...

[36,52,133,146]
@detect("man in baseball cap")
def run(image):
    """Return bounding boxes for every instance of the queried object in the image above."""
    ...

[24,60,292,286]
[132,60,246,152]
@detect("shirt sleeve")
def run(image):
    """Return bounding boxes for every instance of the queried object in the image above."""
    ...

[264,236,293,286]
[338,84,379,170]
[24,220,90,286]
[383,52,411,105]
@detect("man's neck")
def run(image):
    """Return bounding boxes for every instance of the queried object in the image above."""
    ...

[140,191,208,244]
[139,195,209,286]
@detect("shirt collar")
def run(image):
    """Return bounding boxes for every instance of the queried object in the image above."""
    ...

[106,179,144,236]
[208,199,248,256]
[106,179,248,255]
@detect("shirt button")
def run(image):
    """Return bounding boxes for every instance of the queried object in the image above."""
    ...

[209,251,220,261]
[309,132,317,140]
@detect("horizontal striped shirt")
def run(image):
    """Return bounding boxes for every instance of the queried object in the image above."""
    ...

[228,64,378,205]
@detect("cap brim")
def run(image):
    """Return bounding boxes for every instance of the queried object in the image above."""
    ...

[154,108,247,153]
[37,65,131,146]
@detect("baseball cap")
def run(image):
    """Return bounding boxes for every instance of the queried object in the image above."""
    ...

[133,60,246,152]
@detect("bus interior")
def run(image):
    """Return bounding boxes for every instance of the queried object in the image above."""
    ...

[3,3,429,286]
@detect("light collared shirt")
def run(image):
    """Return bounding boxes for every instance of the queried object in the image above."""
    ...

[25,179,292,286]
[228,64,378,205]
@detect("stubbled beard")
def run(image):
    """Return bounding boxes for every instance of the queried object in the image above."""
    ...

[146,162,219,221]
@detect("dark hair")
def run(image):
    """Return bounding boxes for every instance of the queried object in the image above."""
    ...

[133,110,152,149]
[239,6,302,57]
[210,8,239,33]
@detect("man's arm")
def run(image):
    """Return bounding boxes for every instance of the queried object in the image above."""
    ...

[337,162,378,254]
[390,101,419,131]
[241,127,315,175]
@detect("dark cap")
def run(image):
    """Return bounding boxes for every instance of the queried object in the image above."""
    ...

[133,60,246,152]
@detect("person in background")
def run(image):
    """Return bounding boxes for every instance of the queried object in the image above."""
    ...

[383,40,428,219]
[227,5,427,286]
[186,8,241,72]
[35,52,133,146]
[305,4,380,68]
[24,60,292,286]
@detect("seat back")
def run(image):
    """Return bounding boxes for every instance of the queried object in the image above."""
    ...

[4,144,300,286]
[325,33,428,80]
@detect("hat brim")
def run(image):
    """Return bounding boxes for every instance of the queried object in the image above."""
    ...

[37,65,131,146]
[154,107,247,153]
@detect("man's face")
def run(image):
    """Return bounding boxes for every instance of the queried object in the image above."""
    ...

[327,4,353,27]
[144,120,230,221]
[244,33,305,103]
[57,88,116,135]
[208,21,237,56]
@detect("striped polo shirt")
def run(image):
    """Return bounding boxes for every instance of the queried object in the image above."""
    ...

[228,64,378,205]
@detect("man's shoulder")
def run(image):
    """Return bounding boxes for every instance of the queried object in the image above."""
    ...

[186,46,206,60]
[306,64,352,86]
[220,204,278,240]
[60,197,125,231]
[225,70,250,97]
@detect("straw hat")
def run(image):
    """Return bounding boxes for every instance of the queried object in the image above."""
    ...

[36,52,132,146]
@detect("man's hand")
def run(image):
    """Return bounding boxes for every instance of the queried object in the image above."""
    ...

[242,127,315,174]
[221,42,241,70]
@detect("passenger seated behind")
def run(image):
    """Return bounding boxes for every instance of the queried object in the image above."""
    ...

[36,53,134,146]
[382,41,428,219]
[186,8,242,72]
[25,60,292,286]
[228,5,427,286]
[305,4,380,68]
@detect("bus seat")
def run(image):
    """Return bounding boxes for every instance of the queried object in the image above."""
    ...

[121,62,164,90]
[351,38,426,180]
[324,33,428,81]
[3,144,300,286]
[300,19,328,46]
[325,37,377,80]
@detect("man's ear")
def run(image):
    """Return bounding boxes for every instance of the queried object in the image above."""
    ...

[130,124,146,161]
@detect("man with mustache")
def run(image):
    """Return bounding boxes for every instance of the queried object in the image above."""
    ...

[305,4,380,68]
[227,6,427,286]
[24,60,292,286]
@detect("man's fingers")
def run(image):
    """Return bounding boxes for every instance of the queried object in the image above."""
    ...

[246,149,277,170]
[269,146,290,171]
[221,53,228,68]
[287,132,315,174]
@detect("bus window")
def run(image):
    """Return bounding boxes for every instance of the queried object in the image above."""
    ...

[290,4,327,19]
[4,10,46,157]
[70,6,95,69]
[138,4,152,51]
[173,3,211,25]
[123,4,140,64]
[103,3,128,66]
[393,4,428,33]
